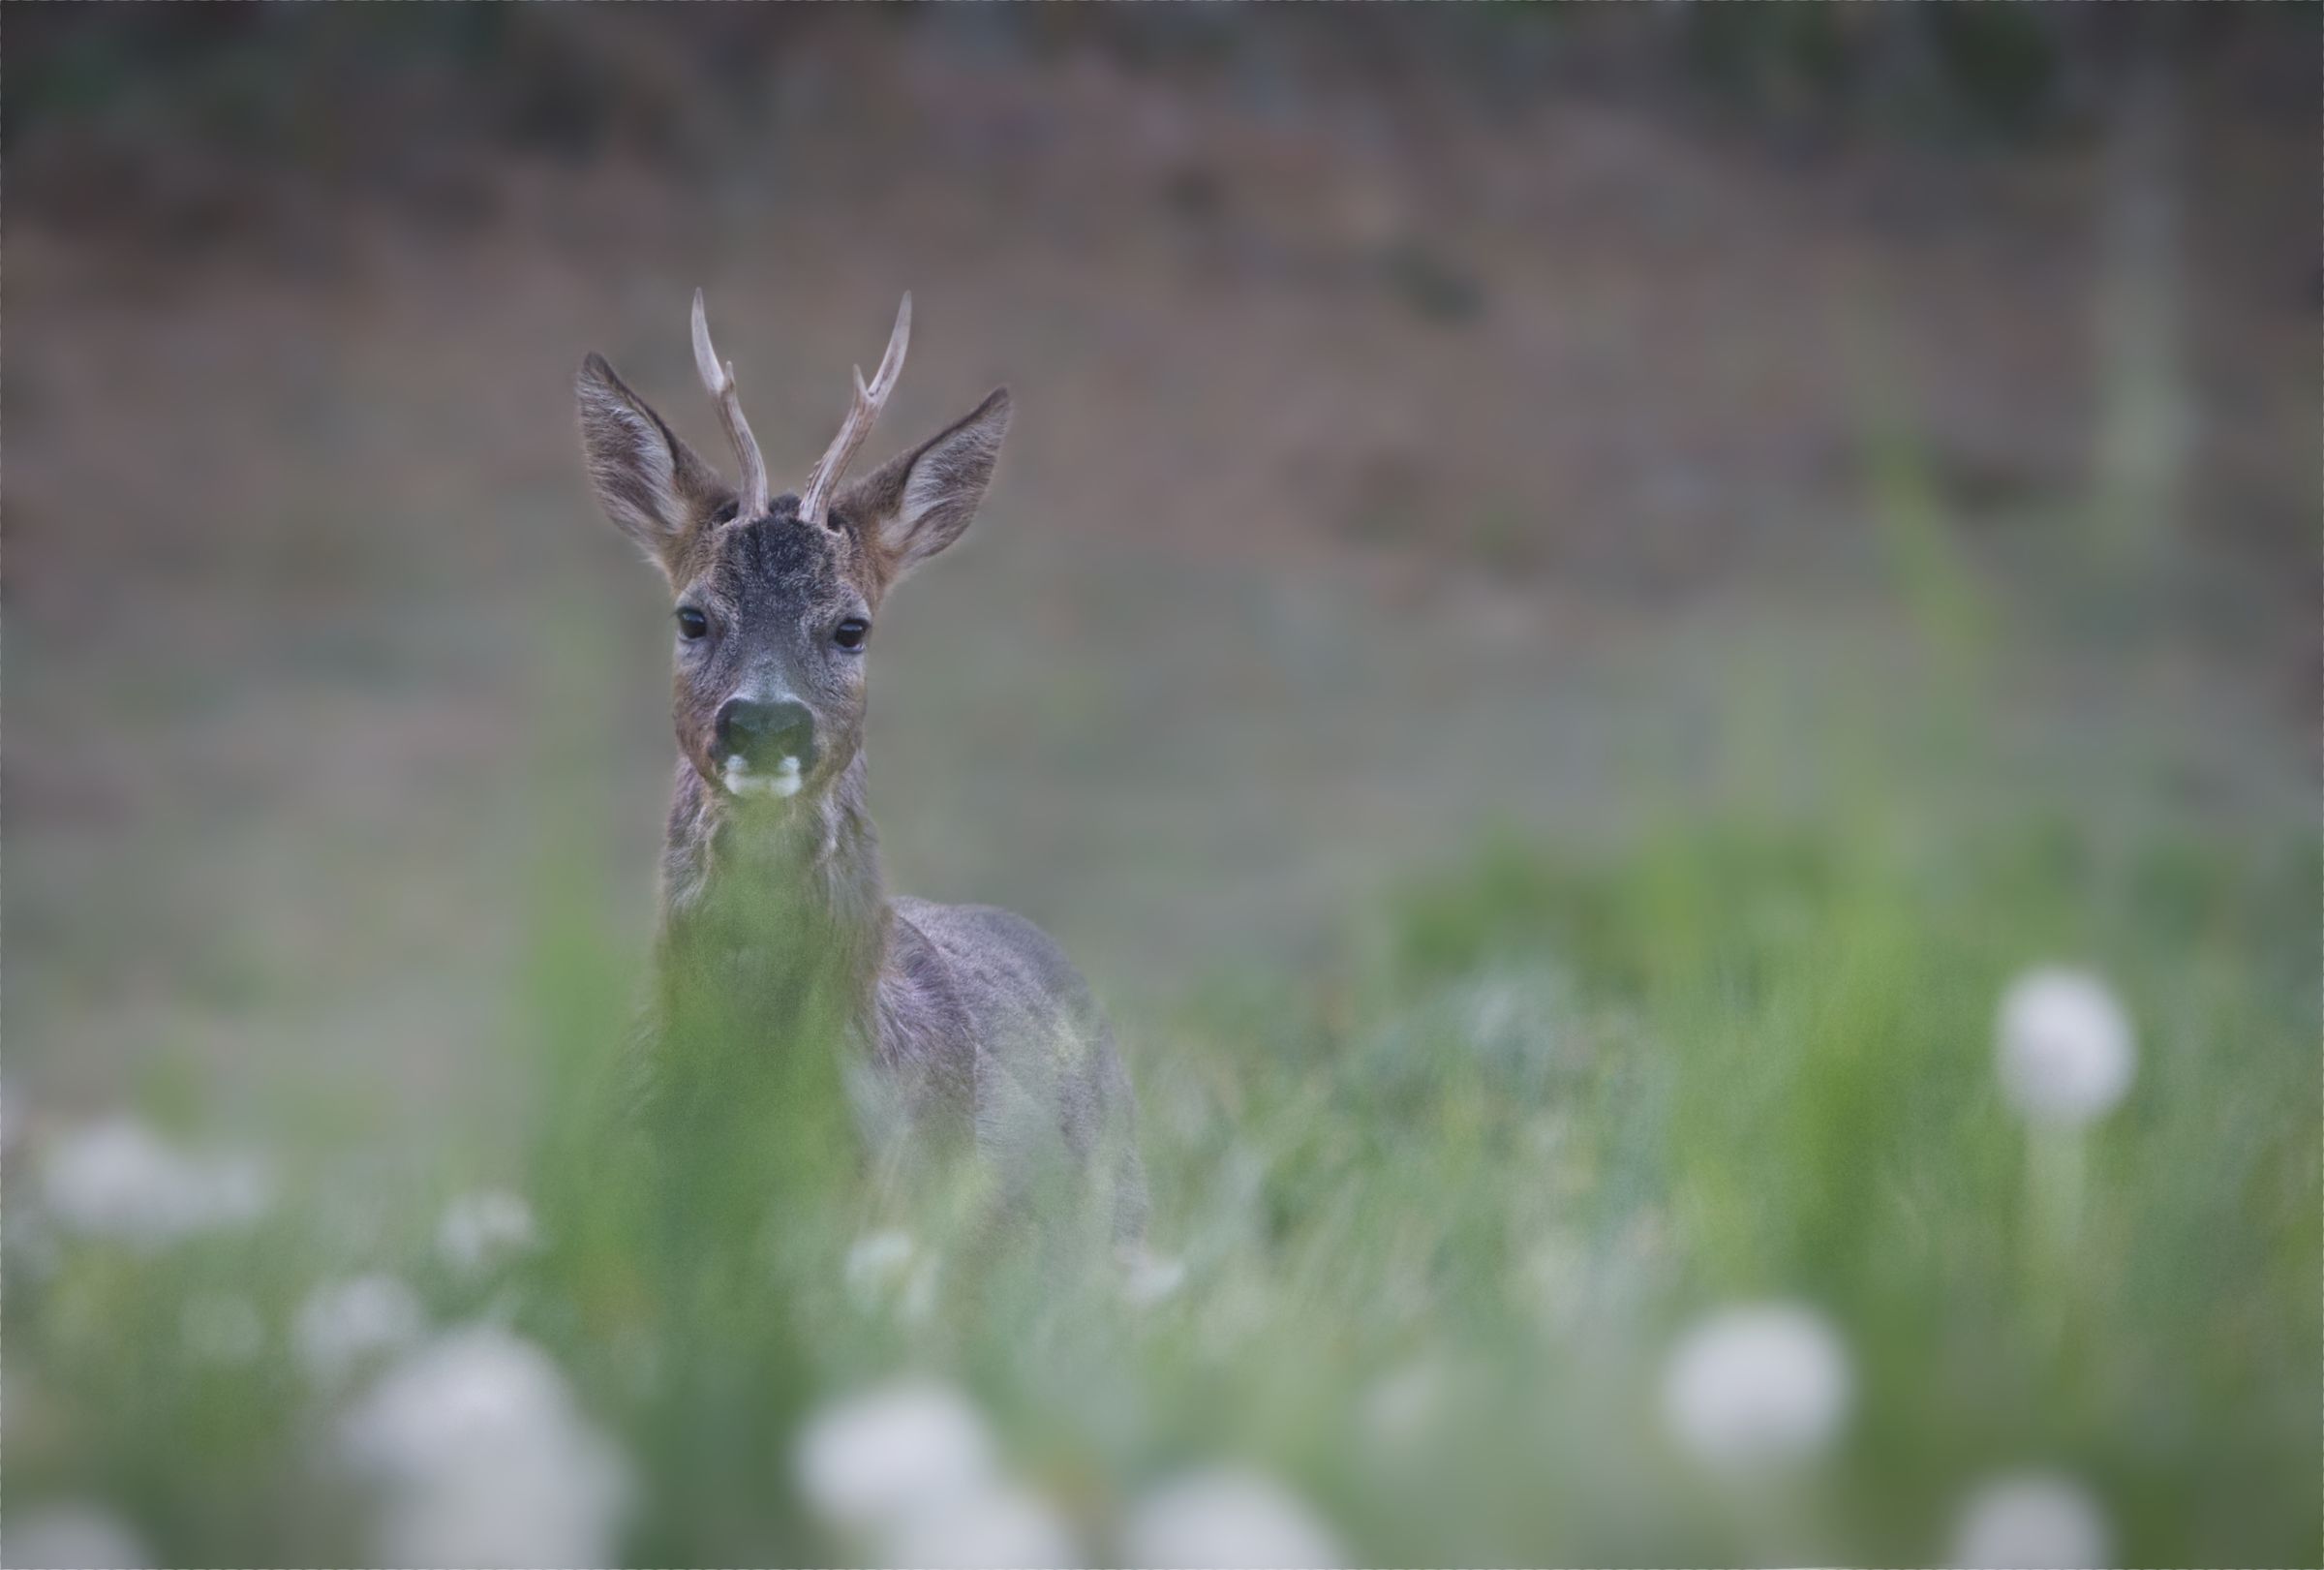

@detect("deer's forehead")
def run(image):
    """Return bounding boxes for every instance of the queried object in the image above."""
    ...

[696,516,867,606]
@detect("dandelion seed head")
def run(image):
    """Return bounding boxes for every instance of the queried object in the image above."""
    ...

[1120,1467,1343,1569]
[1996,968,2135,1126]
[1950,1472,2111,1569]
[875,1481,1080,1569]
[340,1325,629,1568]
[794,1379,998,1536]
[1660,1301,1852,1473]
[40,1118,270,1248]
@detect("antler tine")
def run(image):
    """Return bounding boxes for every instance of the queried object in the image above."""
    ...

[690,289,770,521]
[799,292,912,531]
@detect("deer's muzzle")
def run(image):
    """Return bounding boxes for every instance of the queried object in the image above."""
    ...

[716,697,816,799]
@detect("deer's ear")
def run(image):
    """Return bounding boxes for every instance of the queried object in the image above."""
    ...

[839,386,1010,582]
[576,354,731,576]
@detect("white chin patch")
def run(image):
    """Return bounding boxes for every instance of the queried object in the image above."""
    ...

[722,754,803,800]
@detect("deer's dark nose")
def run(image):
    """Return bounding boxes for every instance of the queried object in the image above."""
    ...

[716,697,816,774]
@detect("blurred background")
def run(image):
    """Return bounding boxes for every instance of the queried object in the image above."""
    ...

[4,8,2316,1567]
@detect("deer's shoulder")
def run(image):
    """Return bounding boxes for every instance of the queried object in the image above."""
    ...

[888,898,1096,1028]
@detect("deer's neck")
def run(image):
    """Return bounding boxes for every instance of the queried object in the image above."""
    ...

[655,756,887,1058]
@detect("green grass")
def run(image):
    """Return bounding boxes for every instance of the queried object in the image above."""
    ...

[7,796,2314,1566]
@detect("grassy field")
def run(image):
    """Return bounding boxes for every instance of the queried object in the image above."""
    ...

[9,708,2314,1565]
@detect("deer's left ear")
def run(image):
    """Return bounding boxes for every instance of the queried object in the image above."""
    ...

[839,387,1011,581]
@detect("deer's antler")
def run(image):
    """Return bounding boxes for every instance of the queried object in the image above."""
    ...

[799,293,911,532]
[690,290,771,523]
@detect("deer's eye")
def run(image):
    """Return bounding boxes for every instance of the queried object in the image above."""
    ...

[833,617,870,652]
[676,605,710,640]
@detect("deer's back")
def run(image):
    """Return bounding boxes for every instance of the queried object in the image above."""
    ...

[880,898,1147,1240]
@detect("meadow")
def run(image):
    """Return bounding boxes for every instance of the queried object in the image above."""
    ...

[10,619,2314,1565]
[5,11,2315,1566]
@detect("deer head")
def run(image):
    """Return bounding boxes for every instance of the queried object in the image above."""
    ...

[577,292,1010,810]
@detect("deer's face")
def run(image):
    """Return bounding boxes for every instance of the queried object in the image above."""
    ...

[668,501,875,806]
[576,293,1008,814]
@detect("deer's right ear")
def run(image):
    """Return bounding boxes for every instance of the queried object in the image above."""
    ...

[576,354,731,577]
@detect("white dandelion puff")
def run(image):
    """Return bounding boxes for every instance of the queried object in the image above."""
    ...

[339,1325,630,1568]
[1660,1301,1852,1473]
[1996,968,2135,1126]
[794,1379,998,1538]
[1949,1472,2112,1568]
[295,1275,425,1385]
[875,1481,1081,1569]
[39,1117,270,1248]
[1119,1467,1344,1569]
[435,1189,538,1277]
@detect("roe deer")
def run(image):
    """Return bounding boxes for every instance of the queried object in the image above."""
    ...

[577,291,1147,1248]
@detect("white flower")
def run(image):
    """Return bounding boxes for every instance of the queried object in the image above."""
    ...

[181,1291,264,1366]
[295,1275,425,1384]
[1120,1467,1344,1569]
[1660,1302,1852,1474]
[4,1503,151,1568]
[1996,968,2135,1126]
[1950,1473,2112,1568]
[435,1189,538,1277]
[1119,1247,1188,1309]
[39,1118,270,1248]
[340,1325,630,1568]
[793,1379,1079,1566]
[875,1481,1080,1569]
[794,1379,997,1537]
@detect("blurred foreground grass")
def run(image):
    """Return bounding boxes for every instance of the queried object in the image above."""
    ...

[7,787,2313,1565]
